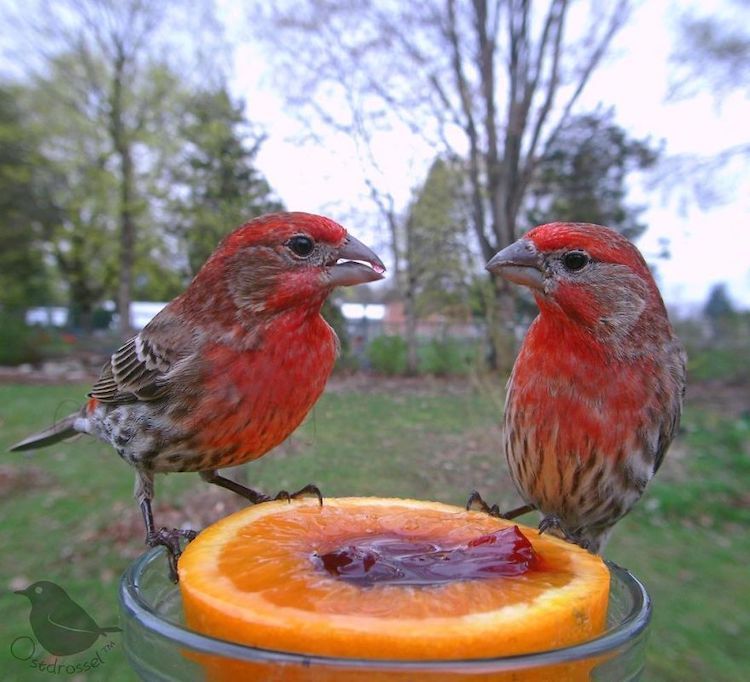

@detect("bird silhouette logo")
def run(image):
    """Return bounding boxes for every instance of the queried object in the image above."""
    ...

[14,581,121,656]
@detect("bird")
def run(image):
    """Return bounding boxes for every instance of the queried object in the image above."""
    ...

[10,212,385,577]
[468,222,686,553]
[15,580,121,656]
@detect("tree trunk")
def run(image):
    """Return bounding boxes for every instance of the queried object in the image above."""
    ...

[117,145,136,339]
[404,285,419,375]
[78,303,94,335]
[110,49,136,340]
[403,215,419,375]
[483,274,518,375]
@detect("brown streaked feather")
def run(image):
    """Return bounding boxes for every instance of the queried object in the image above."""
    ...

[653,343,687,474]
[89,309,196,404]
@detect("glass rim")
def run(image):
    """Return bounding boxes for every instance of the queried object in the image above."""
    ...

[119,547,651,672]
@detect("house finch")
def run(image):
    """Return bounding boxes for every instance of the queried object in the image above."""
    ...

[469,222,686,553]
[10,212,385,577]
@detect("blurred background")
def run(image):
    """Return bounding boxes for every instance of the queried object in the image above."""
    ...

[0,1,748,680]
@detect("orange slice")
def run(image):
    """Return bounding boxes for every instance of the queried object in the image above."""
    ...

[178,497,609,679]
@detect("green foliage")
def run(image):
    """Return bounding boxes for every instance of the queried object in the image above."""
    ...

[3,57,286,314]
[366,334,476,376]
[91,307,115,330]
[676,313,750,383]
[0,315,42,365]
[527,110,659,239]
[419,337,476,376]
[367,334,408,375]
[688,343,750,383]
[20,55,121,322]
[406,156,472,318]
[132,246,185,302]
[0,86,54,310]
[703,282,736,320]
[166,86,284,276]
[0,315,73,365]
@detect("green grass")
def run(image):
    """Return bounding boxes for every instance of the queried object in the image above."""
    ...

[0,381,748,681]
[606,407,750,682]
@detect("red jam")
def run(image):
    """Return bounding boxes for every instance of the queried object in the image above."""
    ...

[313,526,537,586]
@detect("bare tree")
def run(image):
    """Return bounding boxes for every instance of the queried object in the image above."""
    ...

[251,0,630,368]
[670,0,750,100]
[662,0,750,208]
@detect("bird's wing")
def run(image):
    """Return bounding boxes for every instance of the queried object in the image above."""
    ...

[653,341,687,474]
[89,308,196,404]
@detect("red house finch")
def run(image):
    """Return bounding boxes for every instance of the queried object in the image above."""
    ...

[469,222,685,553]
[11,212,384,576]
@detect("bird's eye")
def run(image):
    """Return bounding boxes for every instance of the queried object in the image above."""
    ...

[287,235,315,258]
[35,586,42,594]
[562,251,589,272]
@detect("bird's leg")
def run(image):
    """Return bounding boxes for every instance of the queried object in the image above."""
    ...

[537,514,591,550]
[200,471,323,507]
[199,469,272,504]
[498,503,536,519]
[139,499,197,582]
[465,490,535,520]
[135,471,197,583]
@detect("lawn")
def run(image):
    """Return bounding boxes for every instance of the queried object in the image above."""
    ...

[0,377,748,681]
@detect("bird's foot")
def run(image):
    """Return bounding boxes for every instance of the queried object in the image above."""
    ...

[465,490,502,517]
[537,515,591,550]
[466,491,535,520]
[272,483,323,506]
[146,527,198,583]
[199,471,321,506]
[537,514,564,536]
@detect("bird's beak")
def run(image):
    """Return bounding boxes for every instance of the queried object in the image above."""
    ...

[486,239,545,291]
[14,588,29,597]
[327,234,386,287]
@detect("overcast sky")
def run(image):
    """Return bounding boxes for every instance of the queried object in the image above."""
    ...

[221,0,750,312]
[3,1,745,311]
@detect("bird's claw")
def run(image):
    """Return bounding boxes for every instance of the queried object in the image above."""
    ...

[537,515,591,550]
[537,514,562,536]
[146,527,198,583]
[467,493,537,521]
[274,483,323,506]
[291,483,324,506]
[465,490,502,517]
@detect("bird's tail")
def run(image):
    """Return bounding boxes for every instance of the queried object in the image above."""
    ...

[8,413,80,452]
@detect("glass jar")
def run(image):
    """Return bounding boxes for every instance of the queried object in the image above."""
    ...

[119,548,651,681]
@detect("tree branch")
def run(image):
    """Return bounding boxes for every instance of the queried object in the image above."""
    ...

[447,0,494,259]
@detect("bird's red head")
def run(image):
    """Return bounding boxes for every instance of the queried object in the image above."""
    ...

[184,212,385,319]
[487,222,667,340]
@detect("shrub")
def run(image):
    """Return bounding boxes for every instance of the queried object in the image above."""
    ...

[419,337,475,376]
[367,334,408,375]
[688,348,750,383]
[0,314,43,365]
